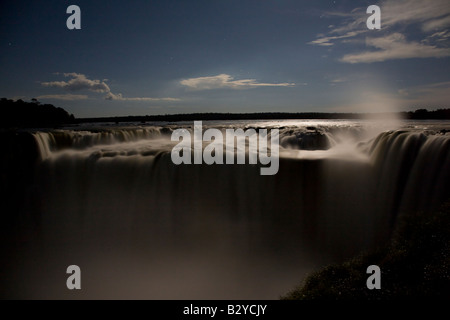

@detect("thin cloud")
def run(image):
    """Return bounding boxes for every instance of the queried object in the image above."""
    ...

[41,73,179,102]
[324,0,450,35]
[309,0,450,63]
[180,74,295,90]
[426,30,450,42]
[422,16,450,32]
[341,33,450,63]
[36,94,88,101]
[308,31,364,46]
[330,77,347,84]
[41,73,110,93]
[381,0,450,31]
[104,92,180,101]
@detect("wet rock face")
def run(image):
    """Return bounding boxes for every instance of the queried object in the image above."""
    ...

[280,130,331,150]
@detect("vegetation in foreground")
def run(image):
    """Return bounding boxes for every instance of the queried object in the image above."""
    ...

[282,200,450,300]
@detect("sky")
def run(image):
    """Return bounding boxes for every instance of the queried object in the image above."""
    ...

[0,0,449,118]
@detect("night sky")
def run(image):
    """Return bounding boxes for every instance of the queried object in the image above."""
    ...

[1,0,449,117]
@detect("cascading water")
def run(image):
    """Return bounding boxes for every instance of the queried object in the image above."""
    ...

[1,120,449,299]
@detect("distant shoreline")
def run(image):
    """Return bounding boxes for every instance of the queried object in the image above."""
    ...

[2,98,449,129]
[77,109,450,124]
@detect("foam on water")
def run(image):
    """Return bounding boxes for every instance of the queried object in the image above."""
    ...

[2,119,449,299]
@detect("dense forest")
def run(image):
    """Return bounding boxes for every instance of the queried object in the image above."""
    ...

[0,98,75,128]
[1,98,449,128]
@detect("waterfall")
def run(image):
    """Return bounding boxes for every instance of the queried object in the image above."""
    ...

[1,121,449,299]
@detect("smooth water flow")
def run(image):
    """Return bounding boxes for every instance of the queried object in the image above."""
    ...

[2,120,449,299]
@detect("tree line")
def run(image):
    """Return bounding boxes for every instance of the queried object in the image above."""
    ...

[0,98,75,128]
[1,98,449,128]
[81,109,450,123]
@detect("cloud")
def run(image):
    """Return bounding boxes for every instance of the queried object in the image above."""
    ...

[309,0,450,63]
[380,0,450,31]
[104,92,180,101]
[323,0,450,35]
[36,94,88,100]
[41,73,179,102]
[308,31,364,46]
[180,74,295,90]
[422,29,450,46]
[422,16,450,32]
[340,33,450,63]
[41,73,110,93]
[331,78,346,83]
